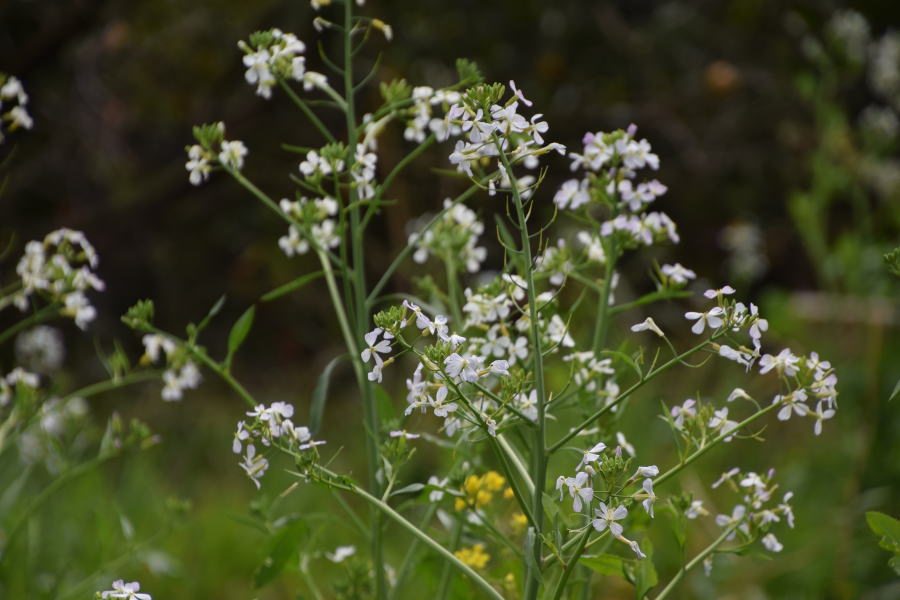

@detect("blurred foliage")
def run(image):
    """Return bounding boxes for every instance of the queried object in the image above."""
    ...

[0,0,898,599]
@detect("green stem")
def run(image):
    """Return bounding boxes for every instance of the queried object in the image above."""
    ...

[349,484,503,600]
[551,525,592,600]
[549,334,723,453]
[608,289,693,316]
[0,303,60,345]
[279,79,337,144]
[436,516,465,600]
[495,135,547,598]
[341,4,386,598]
[443,252,463,325]
[391,504,438,598]
[653,525,737,600]
[591,247,617,353]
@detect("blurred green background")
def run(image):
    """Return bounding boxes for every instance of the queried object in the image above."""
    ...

[1,0,898,598]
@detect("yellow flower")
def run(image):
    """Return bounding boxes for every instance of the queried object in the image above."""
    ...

[454,544,490,569]
[464,474,483,495]
[483,470,506,492]
[454,497,467,511]
[510,512,527,531]
[503,486,515,500]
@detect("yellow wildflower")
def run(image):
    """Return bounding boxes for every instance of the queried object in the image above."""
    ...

[510,512,527,531]
[483,470,506,492]
[454,544,490,569]
[503,486,515,500]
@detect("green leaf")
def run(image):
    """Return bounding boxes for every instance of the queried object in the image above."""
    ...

[889,378,900,402]
[633,539,657,599]
[866,511,900,543]
[580,554,625,577]
[310,355,344,436]
[226,305,256,366]
[374,385,396,422]
[254,518,307,589]
[391,483,425,497]
[196,294,226,333]
[889,555,900,576]
[261,271,323,303]
[524,527,544,585]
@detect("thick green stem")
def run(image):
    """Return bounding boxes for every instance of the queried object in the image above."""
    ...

[495,137,547,598]
[341,5,385,598]
[551,525,592,600]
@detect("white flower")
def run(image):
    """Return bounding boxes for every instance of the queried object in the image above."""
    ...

[718,344,753,369]
[703,285,736,298]
[637,478,656,517]
[361,328,392,364]
[726,388,750,403]
[509,80,533,107]
[218,140,248,169]
[684,307,725,334]
[232,420,250,454]
[630,317,664,337]
[670,398,696,429]
[759,348,800,376]
[661,263,696,285]
[565,471,593,512]
[239,444,269,488]
[708,407,739,441]
[812,400,836,435]
[634,465,659,478]
[711,467,740,489]
[367,362,384,383]
[444,353,482,382]
[185,145,211,185]
[592,502,627,536]
[774,389,809,421]
[489,359,510,376]
[554,179,590,210]
[762,533,783,553]
[715,504,746,540]
[427,476,448,502]
[99,579,151,600]
[389,429,420,440]
[685,500,708,519]
[326,545,356,563]
[580,442,606,467]
[616,431,635,457]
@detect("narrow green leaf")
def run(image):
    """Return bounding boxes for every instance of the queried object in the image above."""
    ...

[197,294,227,333]
[374,385,397,422]
[391,483,425,497]
[524,527,545,585]
[634,539,657,599]
[254,518,307,588]
[226,305,256,366]
[261,271,324,303]
[580,554,625,577]
[310,355,344,436]
[889,378,900,402]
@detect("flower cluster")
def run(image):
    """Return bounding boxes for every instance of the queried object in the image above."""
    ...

[708,468,796,561]
[185,122,248,185]
[554,440,657,558]
[402,85,463,143]
[233,401,324,488]
[4,229,105,329]
[141,334,201,401]
[237,28,326,100]
[408,198,487,273]
[14,326,65,372]
[556,126,678,249]
[439,81,565,190]
[0,73,33,142]
[277,195,340,256]
[454,470,507,511]
[0,366,40,407]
